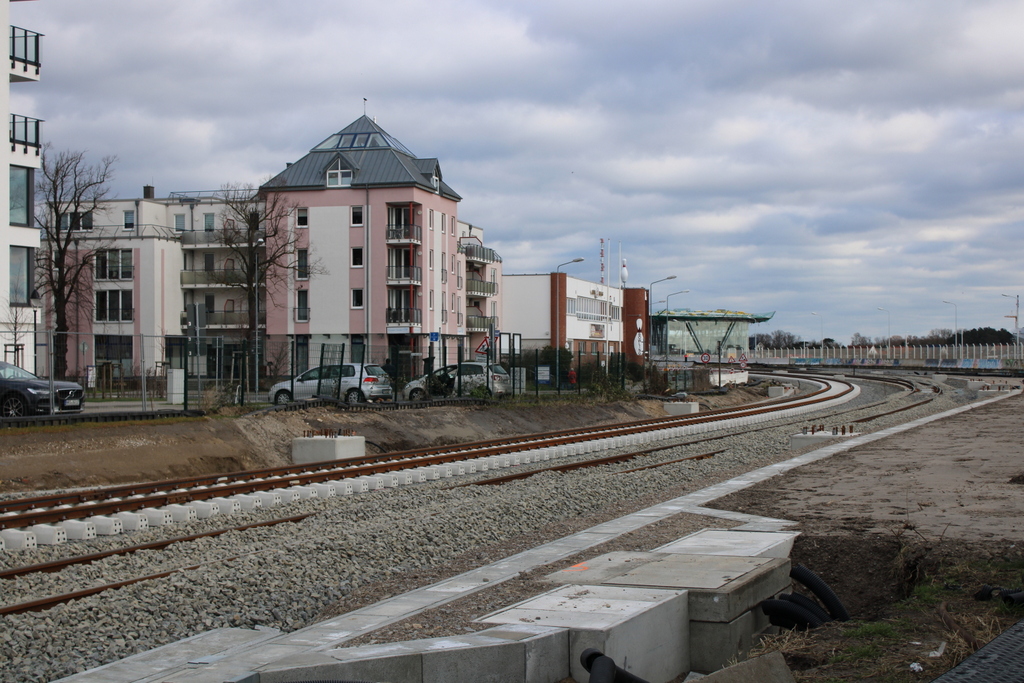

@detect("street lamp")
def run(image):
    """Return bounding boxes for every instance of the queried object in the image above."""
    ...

[877,308,890,359]
[252,236,265,395]
[810,312,823,357]
[554,258,584,394]
[942,300,958,359]
[648,275,677,358]
[1003,293,1019,360]
[663,290,689,361]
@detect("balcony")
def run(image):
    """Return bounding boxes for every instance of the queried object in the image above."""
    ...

[179,309,264,329]
[386,307,422,325]
[466,315,498,332]
[385,223,422,245]
[460,243,502,264]
[386,265,422,286]
[10,26,41,82]
[180,229,265,247]
[180,269,249,287]
[10,114,41,157]
[465,279,498,297]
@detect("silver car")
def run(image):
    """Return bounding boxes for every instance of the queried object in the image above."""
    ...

[269,363,393,404]
[402,362,510,400]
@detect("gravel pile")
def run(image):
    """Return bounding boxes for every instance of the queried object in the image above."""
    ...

[0,378,976,682]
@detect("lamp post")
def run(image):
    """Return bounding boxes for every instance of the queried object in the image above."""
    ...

[648,275,677,358]
[662,290,689,361]
[554,258,584,394]
[877,307,890,359]
[810,312,823,358]
[1003,293,1019,360]
[251,236,265,395]
[943,300,958,359]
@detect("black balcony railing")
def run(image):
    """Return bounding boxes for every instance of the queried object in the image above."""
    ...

[386,307,422,324]
[10,26,41,68]
[180,269,250,286]
[386,224,423,243]
[10,114,41,153]
[179,309,265,328]
[96,308,134,323]
[465,279,498,296]
[386,265,422,282]
[459,243,502,263]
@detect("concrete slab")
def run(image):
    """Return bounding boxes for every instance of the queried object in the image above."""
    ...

[477,584,689,683]
[697,650,795,683]
[789,431,860,449]
[291,435,365,465]
[665,402,700,415]
[52,628,280,683]
[689,607,773,673]
[656,529,799,558]
[545,552,789,623]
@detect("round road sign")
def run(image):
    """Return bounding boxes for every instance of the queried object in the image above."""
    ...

[700,353,711,363]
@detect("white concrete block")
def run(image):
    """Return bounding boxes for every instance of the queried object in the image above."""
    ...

[210,497,242,514]
[310,483,337,497]
[0,528,36,550]
[327,479,356,495]
[60,519,97,540]
[231,494,263,511]
[350,478,371,493]
[142,508,174,526]
[88,515,124,535]
[114,511,149,531]
[191,501,220,519]
[254,491,283,508]
[378,474,400,488]
[162,504,198,523]
[291,435,366,465]
[479,584,689,683]
[29,524,68,545]
[665,401,700,416]
[657,529,799,559]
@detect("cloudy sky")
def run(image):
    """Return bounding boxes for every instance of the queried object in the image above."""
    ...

[12,0,1024,344]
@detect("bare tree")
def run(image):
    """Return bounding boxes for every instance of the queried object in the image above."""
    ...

[213,183,325,381]
[35,147,117,378]
[2,298,34,368]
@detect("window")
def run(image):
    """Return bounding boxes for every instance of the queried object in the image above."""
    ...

[9,166,32,226]
[296,290,309,322]
[297,249,309,279]
[174,214,185,231]
[429,290,434,310]
[451,216,456,233]
[95,335,133,366]
[123,210,135,231]
[204,253,215,271]
[440,213,446,234]
[204,294,215,314]
[351,247,363,268]
[327,169,353,187]
[429,209,434,229]
[8,246,32,305]
[296,208,308,228]
[351,288,364,308]
[203,213,215,231]
[351,205,363,226]
[95,290,133,322]
[429,249,434,270]
[95,250,133,280]
[61,211,93,231]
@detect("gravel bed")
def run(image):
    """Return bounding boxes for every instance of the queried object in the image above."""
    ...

[0,377,975,682]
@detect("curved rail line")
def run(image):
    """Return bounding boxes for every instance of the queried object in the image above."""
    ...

[0,375,861,534]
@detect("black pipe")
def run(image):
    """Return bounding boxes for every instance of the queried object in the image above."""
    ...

[580,648,652,683]
[780,592,833,623]
[760,598,827,630]
[791,564,850,621]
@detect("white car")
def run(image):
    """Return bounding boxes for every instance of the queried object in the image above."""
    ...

[402,362,510,400]
[269,363,393,404]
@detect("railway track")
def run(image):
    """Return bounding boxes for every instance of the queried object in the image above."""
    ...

[0,373,936,617]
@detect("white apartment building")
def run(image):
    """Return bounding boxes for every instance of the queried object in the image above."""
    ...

[2,0,42,369]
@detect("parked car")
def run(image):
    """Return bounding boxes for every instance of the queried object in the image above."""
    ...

[269,363,393,404]
[0,361,85,417]
[402,362,510,400]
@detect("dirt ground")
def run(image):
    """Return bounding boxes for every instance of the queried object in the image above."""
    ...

[715,394,1024,680]
[0,395,730,494]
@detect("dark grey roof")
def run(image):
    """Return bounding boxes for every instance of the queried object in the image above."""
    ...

[263,116,461,200]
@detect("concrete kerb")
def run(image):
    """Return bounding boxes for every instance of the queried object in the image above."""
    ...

[57,390,1020,683]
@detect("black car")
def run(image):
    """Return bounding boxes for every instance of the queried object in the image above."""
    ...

[0,361,85,417]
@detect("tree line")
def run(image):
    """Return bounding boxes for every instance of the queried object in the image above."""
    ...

[752,327,1017,349]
